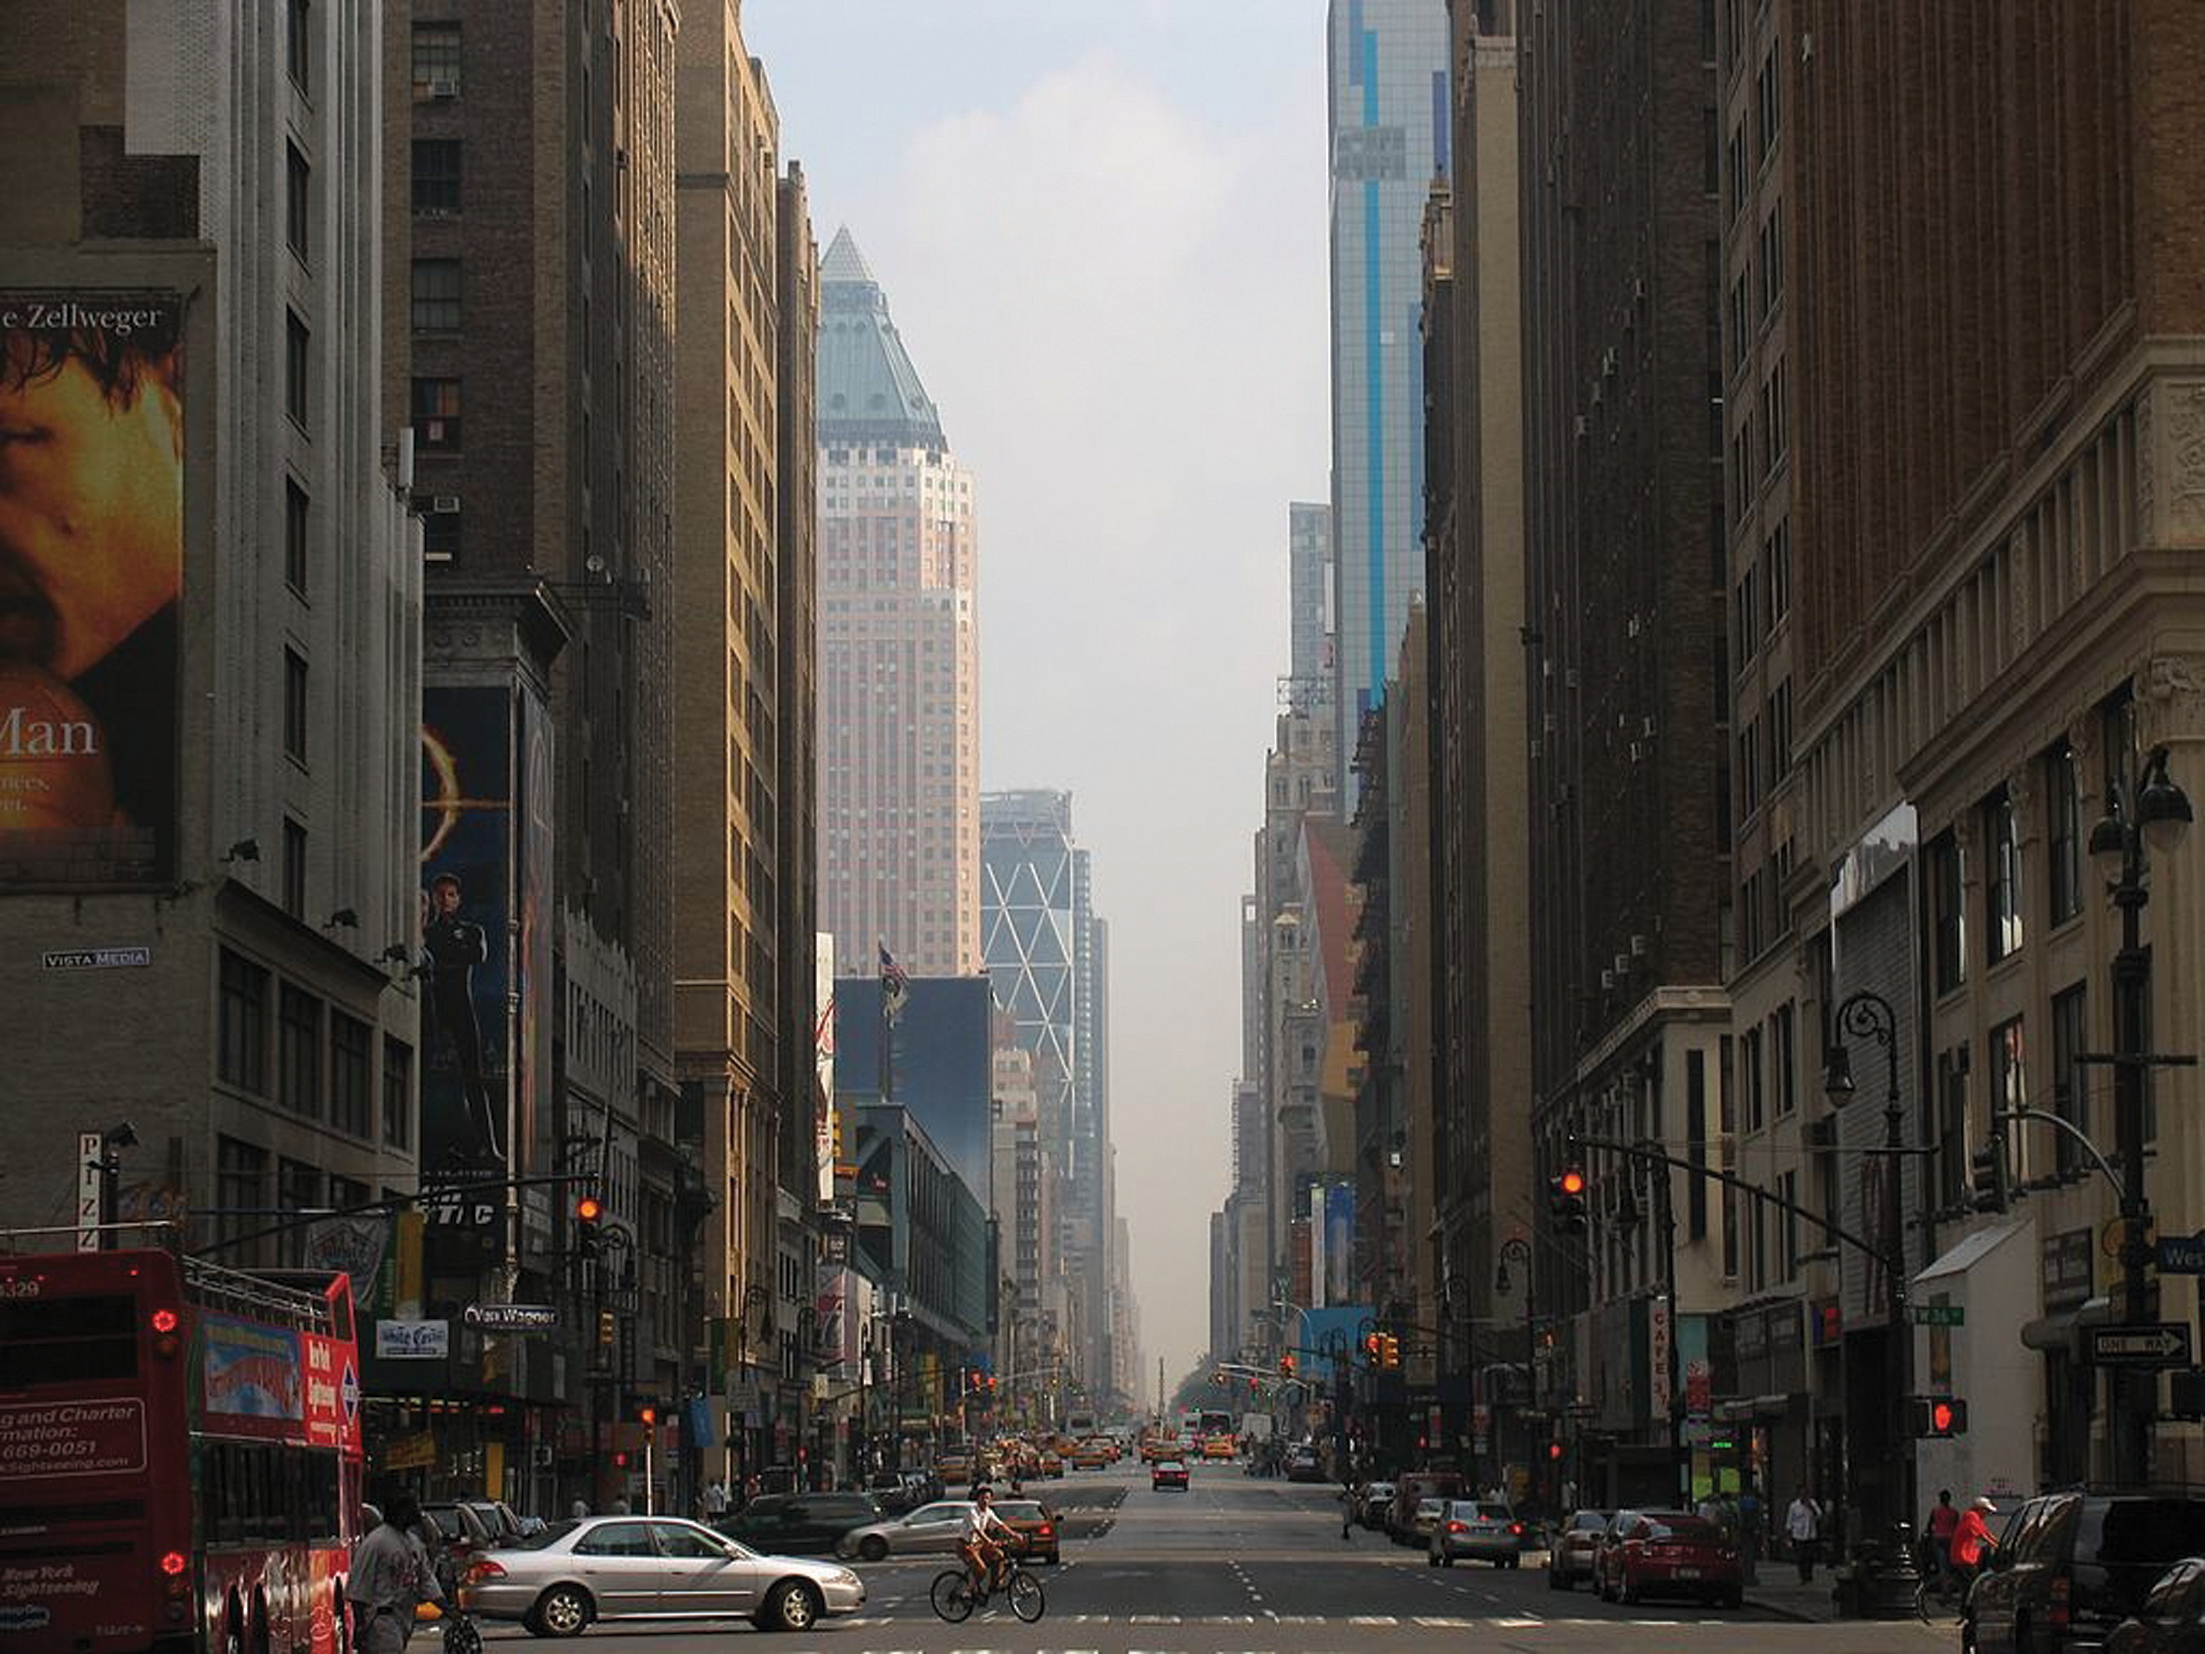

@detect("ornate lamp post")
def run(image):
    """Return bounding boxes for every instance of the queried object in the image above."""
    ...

[2088,741,2192,1486]
[1825,987,1919,1607]
[1495,1237,1534,1501]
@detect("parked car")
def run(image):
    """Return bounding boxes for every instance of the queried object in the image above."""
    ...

[1547,1509,1611,1590]
[993,1498,1062,1565]
[458,1515,864,1634]
[715,1492,882,1556]
[1285,1446,1327,1483]
[2110,1557,2205,1653]
[1970,1493,2205,1654]
[1430,1500,1524,1568]
[1357,1482,1397,1531]
[1153,1459,1191,1491]
[423,1499,523,1553]
[1407,1497,1449,1548]
[1594,1510,1741,1608]
[835,1500,977,1562]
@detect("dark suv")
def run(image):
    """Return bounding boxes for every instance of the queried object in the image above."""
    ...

[1969,1492,2205,1653]
[715,1491,882,1555]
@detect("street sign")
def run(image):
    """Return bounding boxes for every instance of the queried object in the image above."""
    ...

[464,1302,559,1333]
[2087,1324,2192,1368]
[1911,1304,1965,1326]
[2159,1233,2205,1275]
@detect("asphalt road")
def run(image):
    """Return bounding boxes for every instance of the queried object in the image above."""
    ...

[460,1460,1958,1652]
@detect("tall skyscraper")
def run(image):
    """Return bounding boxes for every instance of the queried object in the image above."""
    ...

[816,230,981,977]
[981,790,1117,1400]
[1287,502,1333,705]
[1326,0,1451,795]
[674,0,816,1480]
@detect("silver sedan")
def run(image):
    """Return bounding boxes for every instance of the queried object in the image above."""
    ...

[458,1515,865,1635]
[834,1500,977,1561]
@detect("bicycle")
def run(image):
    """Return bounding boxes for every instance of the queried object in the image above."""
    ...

[930,1543,1046,1624]
[1914,1560,1970,1625]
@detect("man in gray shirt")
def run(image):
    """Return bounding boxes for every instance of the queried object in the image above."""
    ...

[348,1493,443,1654]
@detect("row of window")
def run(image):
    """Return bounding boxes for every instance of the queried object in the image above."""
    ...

[1728,356,1789,527]
[216,948,413,1149]
[1732,517,1791,665]
[1926,730,2104,996]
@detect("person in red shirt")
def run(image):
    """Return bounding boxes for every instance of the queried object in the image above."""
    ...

[1950,1495,1998,1581]
[1924,1489,1962,1579]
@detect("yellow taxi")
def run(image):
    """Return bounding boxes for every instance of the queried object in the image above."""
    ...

[1202,1434,1237,1460]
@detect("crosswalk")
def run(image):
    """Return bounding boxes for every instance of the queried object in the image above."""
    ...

[820,1612,1749,1630]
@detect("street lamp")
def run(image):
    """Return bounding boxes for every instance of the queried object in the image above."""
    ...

[2089,741,2191,1487]
[1825,988,1919,1605]
[1496,1236,1535,1502]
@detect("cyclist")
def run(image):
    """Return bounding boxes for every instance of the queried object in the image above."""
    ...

[958,1485,1019,1596]
[1949,1494,1998,1587]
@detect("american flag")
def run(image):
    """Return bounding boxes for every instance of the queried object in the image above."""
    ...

[879,944,909,1023]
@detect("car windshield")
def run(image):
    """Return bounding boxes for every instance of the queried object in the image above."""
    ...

[422,1509,467,1539]
[1646,1518,1722,1542]
[1476,1504,1512,1520]
[995,1502,1045,1521]
[510,1521,581,1551]
[1417,1499,1445,1515]
[1573,1512,1608,1531]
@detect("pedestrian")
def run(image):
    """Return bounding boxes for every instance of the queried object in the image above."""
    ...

[702,1477,730,1520]
[347,1493,442,1654]
[1737,1486,1762,1584]
[1785,1486,1823,1583]
[569,1497,589,1520]
[1696,1489,1723,1526]
[1342,1476,1356,1541]
[611,1496,631,1515]
[1924,1488,1961,1581]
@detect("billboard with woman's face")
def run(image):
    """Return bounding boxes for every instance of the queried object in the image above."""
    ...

[0,294,183,885]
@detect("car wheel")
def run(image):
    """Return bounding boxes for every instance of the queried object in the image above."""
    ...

[759,1581,821,1633]
[529,1584,592,1638]
[858,1535,889,1562]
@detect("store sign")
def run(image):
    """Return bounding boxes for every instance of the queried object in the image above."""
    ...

[1647,1297,1672,1420]
[375,1319,450,1360]
[384,1431,438,1471]
[463,1302,558,1333]
[2044,1228,2095,1310]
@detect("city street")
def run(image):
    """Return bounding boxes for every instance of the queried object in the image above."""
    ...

[458,1464,1956,1652]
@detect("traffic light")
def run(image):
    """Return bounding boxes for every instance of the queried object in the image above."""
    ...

[1547,1440,1565,1462]
[1363,1332,1382,1363]
[1379,1334,1401,1370]
[575,1193,605,1257]
[1908,1394,1968,1438]
[1550,1167,1589,1236]
[1970,1136,2010,1214]
[596,1309,615,1349]
[1280,1353,1297,1379]
[638,1403,658,1435]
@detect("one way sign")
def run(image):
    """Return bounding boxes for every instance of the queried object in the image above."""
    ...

[2088,1324,2193,1368]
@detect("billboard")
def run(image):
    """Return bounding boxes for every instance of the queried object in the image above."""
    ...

[815,934,835,1205]
[1324,1182,1355,1306]
[419,686,514,1230]
[0,294,183,886]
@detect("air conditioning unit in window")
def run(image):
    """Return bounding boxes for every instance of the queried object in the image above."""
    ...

[533,1445,554,1469]
[428,76,459,99]
[430,496,460,514]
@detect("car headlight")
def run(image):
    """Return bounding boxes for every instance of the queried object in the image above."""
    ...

[830,1568,858,1585]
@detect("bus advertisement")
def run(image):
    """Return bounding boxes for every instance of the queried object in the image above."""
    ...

[0,1246,364,1654]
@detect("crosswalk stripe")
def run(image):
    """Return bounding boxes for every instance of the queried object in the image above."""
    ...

[1347,1615,1398,1626]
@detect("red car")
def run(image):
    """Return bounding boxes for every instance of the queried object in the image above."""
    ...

[1596,1511,1742,1608]
[1152,1459,1190,1490]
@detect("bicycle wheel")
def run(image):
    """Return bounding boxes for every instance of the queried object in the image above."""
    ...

[930,1570,976,1623]
[1914,1577,1955,1625]
[1007,1569,1045,1624]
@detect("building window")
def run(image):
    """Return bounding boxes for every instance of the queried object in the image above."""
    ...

[1936,1046,1970,1211]
[2051,982,2087,1180]
[1993,1017,2028,1183]
[1764,356,1787,467]
[1768,517,1790,619]
[218,949,270,1094]
[1930,831,1967,994]
[287,0,310,92]
[278,983,322,1119]
[411,259,461,331]
[1777,1169,1799,1280]
[284,478,310,594]
[331,1012,372,1139]
[420,502,460,561]
[412,139,461,214]
[1986,788,2024,963]
[412,22,461,98]
[276,1159,321,1262]
[1759,205,1783,315]
[1774,1002,1796,1117]
[215,1137,269,1264]
[282,817,307,918]
[329,1174,368,1216]
[286,143,310,260]
[2048,740,2083,924]
[285,309,309,424]
[1744,1023,1765,1133]
[283,648,309,764]
[382,1037,413,1149]
[1686,1047,1709,1241]
[1756,46,1781,156]
[411,377,462,451]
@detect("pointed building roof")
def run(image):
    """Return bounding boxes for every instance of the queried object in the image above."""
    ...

[818,226,946,447]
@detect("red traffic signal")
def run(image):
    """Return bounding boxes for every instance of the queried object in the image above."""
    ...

[575,1194,604,1223]
[1546,1440,1565,1462]
[1907,1394,1967,1437]
[1558,1169,1586,1198]
[638,1404,657,1428]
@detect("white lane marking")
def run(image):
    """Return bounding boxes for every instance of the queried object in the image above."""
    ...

[1495,1617,1548,1627]
[1129,1614,1181,1624]
[1346,1616,1398,1626]
[1413,1616,1474,1627]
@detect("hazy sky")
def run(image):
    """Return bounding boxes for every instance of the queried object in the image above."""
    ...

[746,1,1331,1389]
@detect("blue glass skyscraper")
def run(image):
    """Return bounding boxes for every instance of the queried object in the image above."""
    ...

[1327,0,1450,797]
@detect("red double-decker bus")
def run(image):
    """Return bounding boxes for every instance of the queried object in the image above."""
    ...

[0,1244,364,1654]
